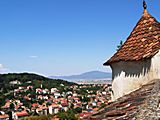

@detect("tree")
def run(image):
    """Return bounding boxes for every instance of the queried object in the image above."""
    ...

[10,103,15,110]
[9,103,15,120]
[74,107,82,114]
[117,40,123,51]
[22,114,53,120]
[57,110,78,120]
[46,102,51,107]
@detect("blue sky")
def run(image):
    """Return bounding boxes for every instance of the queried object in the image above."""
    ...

[0,0,159,76]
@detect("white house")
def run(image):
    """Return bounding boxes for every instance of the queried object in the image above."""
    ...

[104,1,160,100]
[9,80,21,85]
[13,110,28,120]
[54,92,61,99]
[51,88,58,94]
[49,104,59,114]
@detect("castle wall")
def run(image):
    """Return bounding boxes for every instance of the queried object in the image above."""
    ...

[111,51,160,100]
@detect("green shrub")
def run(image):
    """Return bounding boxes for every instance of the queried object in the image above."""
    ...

[22,114,53,120]
[57,110,78,120]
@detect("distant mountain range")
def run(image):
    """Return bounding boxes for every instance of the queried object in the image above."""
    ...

[49,71,112,81]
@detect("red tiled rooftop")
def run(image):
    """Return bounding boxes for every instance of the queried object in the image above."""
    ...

[15,110,28,117]
[32,103,39,107]
[51,103,59,108]
[104,9,160,65]
[0,114,9,119]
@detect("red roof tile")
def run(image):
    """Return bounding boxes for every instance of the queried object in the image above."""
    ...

[0,114,9,119]
[16,111,28,117]
[32,103,39,107]
[104,10,160,65]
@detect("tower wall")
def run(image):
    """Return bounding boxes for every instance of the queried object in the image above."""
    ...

[111,51,160,100]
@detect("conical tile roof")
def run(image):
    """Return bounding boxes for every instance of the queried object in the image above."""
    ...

[104,10,160,65]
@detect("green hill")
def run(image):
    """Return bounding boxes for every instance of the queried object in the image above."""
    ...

[0,73,77,108]
[0,73,76,93]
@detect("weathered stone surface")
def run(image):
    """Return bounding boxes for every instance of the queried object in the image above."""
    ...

[89,80,160,120]
[134,80,160,120]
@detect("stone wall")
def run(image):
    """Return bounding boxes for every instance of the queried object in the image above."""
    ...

[134,80,160,120]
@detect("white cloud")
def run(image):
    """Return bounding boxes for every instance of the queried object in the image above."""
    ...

[0,64,7,70]
[0,64,10,73]
[29,55,38,58]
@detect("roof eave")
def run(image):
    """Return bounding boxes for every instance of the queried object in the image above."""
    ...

[103,61,111,66]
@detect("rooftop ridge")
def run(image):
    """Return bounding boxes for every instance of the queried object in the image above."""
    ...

[143,9,150,16]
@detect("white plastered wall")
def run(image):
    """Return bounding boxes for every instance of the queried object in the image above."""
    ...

[110,51,160,100]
